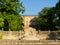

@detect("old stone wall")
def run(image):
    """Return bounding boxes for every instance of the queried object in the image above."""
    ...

[2,31,60,40]
[0,40,60,45]
[22,15,38,29]
[2,31,25,40]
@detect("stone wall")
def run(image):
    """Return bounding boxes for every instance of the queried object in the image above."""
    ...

[0,40,60,45]
[2,31,60,40]
[1,31,60,45]
[2,31,25,40]
[22,15,38,29]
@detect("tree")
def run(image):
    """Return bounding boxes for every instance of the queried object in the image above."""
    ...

[38,7,51,30]
[0,12,4,30]
[55,0,60,29]
[0,18,4,29]
[9,15,23,31]
[0,0,25,14]
[0,0,25,31]
[38,7,58,30]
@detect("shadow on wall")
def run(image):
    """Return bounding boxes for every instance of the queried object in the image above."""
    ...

[29,17,49,31]
[47,31,60,40]
[29,17,58,31]
[47,31,56,40]
[29,17,60,40]
[29,17,40,30]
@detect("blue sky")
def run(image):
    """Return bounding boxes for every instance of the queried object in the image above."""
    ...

[21,0,58,15]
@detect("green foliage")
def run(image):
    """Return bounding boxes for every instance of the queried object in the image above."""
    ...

[3,13,23,31]
[8,15,23,31]
[0,0,25,14]
[55,0,60,29]
[0,18,4,28]
[0,0,25,31]
[39,7,51,16]
[38,7,58,30]
[38,0,60,30]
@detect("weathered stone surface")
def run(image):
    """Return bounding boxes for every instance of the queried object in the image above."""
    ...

[0,40,60,45]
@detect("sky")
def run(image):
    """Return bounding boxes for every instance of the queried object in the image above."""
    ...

[21,0,58,15]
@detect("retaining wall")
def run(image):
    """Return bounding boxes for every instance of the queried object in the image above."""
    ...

[2,31,60,40]
[0,40,60,45]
